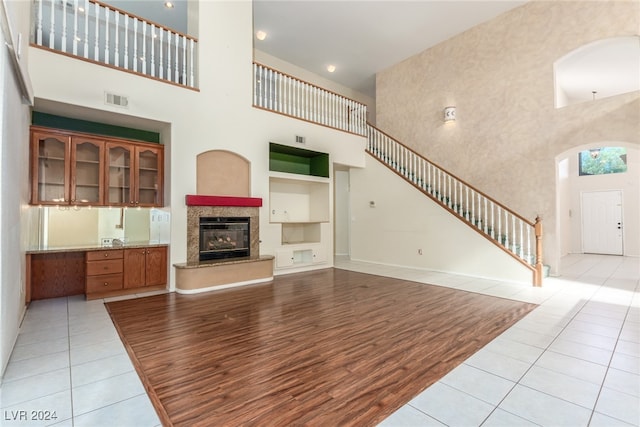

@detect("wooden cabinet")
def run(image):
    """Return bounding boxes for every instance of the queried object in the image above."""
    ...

[124,246,167,288]
[85,249,124,296]
[30,127,163,207]
[106,142,163,207]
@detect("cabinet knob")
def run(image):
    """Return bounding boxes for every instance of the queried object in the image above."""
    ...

[103,282,108,286]
[104,253,108,257]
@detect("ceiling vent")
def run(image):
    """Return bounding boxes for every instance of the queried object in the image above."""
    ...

[295,135,305,144]
[105,92,129,108]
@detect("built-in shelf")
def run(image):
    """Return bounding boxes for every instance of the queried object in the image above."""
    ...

[269,176,329,223]
[281,223,321,245]
[269,143,329,178]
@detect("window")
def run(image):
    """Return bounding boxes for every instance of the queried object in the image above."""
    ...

[578,147,627,176]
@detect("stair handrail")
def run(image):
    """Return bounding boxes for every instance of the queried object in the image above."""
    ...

[367,123,543,286]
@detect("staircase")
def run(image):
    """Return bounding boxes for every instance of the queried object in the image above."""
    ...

[367,124,544,286]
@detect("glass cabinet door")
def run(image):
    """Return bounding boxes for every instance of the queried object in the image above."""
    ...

[136,146,162,206]
[71,137,104,205]
[32,132,70,204]
[106,143,134,206]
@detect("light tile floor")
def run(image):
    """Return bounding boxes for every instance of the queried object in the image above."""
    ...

[1,254,638,426]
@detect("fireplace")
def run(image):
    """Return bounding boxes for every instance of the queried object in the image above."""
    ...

[199,217,250,261]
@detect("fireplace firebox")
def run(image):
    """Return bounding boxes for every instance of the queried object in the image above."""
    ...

[199,217,250,261]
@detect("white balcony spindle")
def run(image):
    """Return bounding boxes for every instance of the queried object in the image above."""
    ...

[93,1,99,60]
[36,0,43,45]
[173,32,179,82]
[61,0,67,52]
[72,0,78,55]
[490,202,495,238]
[83,0,89,58]
[49,0,55,49]
[158,29,164,78]
[166,28,171,80]
[519,220,524,258]
[150,25,155,77]
[104,7,109,63]
[123,14,129,68]
[133,18,138,72]
[189,38,195,87]
[141,23,147,75]
[114,12,119,67]
[182,35,186,84]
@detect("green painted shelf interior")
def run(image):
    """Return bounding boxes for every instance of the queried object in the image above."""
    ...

[269,143,329,178]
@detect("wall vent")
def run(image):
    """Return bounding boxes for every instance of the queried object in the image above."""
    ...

[105,92,129,108]
[295,135,305,144]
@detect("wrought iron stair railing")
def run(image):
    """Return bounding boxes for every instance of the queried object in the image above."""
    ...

[367,124,544,286]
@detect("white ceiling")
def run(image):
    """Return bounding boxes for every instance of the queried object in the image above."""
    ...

[102,1,638,103]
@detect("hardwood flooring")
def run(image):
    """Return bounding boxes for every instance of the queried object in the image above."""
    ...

[105,268,537,426]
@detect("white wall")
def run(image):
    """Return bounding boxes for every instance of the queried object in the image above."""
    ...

[334,169,350,256]
[27,1,366,291]
[0,0,32,378]
[557,142,639,257]
[350,157,533,284]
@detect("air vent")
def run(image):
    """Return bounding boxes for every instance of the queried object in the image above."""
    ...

[295,135,305,144]
[105,92,129,108]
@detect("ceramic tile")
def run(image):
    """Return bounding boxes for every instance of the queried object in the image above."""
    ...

[547,338,613,366]
[8,337,70,363]
[68,326,120,349]
[519,365,601,408]
[589,411,638,427]
[615,340,640,358]
[71,372,146,416]
[498,384,592,426]
[71,353,135,388]
[377,405,446,427]
[498,326,557,349]
[602,368,640,397]
[0,390,72,427]
[556,328,618,352]
[0,368,71,408]
[480,337,545,364]
[2,351,70,382]
[464,349,532,382]
[408,382,494,426]
[480,408,539,427]
[533,350,607,385]
[594,386,640,426]
[72,394,160,427]
[15,324,69,347]
[439,363,515,405]
[610,352,640,375]
[69,339,128,366]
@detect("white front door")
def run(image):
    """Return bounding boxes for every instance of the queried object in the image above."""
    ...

[581,190,623,255]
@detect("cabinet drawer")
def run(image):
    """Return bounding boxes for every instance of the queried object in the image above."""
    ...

[86,259,123,276]
[86,273,123,293]
[86,249,124,261]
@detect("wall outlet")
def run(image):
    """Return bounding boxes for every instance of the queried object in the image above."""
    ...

[418,248,423,255]
[101,238,113,246]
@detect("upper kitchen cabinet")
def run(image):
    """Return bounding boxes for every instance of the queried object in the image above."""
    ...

[30,129,104,205]
[106,142,163,207]
[30,127,164,207]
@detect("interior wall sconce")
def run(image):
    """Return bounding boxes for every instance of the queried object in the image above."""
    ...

[444,106,456,123]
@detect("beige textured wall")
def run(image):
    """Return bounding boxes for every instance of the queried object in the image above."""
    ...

[375,0,640,271]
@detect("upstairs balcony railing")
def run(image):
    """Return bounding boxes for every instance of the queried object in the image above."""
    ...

[31,0,198,89]
[253,62,368,137]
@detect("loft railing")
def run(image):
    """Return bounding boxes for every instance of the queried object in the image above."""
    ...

[31,0,198,89]
[253,62,368,137]
[367,124,544,286]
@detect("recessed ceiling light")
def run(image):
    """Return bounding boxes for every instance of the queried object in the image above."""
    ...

[256,30,267,41]
[164,1,174,8]
[327,65,336,73]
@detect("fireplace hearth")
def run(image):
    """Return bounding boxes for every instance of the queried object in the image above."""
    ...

[199,217,250,261]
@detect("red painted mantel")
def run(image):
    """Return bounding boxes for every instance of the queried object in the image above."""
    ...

[185,195,263,207]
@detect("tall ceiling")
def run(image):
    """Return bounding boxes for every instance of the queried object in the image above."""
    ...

[103,1,638,103]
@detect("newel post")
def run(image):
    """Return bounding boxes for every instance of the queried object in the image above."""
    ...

[534,216,543,287]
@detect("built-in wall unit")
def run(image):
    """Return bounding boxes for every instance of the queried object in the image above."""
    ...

[26,113,170,301]
[268,143,332,272]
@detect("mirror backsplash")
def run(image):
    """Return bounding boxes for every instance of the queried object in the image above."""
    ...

[31,207,170,249]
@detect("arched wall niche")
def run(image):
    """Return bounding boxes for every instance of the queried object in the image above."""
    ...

[554,36,640,108]
[196,150,251,197]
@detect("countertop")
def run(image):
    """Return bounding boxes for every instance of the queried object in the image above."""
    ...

[26,241,169,255]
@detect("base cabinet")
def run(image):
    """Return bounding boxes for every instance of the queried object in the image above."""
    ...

[124,246,167,288]
[275,245,327,269]
[85,249,124,295]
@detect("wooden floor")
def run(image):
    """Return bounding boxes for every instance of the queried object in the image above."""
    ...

[105,268,537,427]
